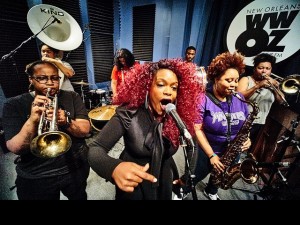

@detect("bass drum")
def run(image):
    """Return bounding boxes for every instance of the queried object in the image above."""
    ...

[88,105,117,131]
[89,89,106,109]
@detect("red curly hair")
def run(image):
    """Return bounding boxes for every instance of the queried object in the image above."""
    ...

[207,51,245,82]
[113,58,206,149]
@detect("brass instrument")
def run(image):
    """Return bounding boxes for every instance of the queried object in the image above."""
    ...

[27,4,83,90]
[239,153,259,184]
[30,88,72,158]
[262,74,289,107]
[27,4,83,51]
[280,74,300,95]
[270,73,284,82]
[210,91,260,189]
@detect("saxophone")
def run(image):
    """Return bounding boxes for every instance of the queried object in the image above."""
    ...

[210,91,259,189]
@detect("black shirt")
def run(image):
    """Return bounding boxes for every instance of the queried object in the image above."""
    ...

[2,90,89,179]
[88,106,179,200]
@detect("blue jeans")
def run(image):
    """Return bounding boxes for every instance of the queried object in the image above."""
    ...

[194,147,219,194]
[16,163,90,200]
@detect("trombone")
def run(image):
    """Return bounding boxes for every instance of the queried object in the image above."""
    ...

[262,74,289,107]
[30,88,72,158]
[270,73,284,82]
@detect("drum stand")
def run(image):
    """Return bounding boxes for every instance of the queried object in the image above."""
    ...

[80,83,85,104]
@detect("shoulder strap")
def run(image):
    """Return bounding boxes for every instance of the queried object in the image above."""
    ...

[206,91,221,108]
[206,91,232,108]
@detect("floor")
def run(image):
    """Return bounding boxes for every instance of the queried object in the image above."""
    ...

[6,128,300,200]
[0,134,271,200]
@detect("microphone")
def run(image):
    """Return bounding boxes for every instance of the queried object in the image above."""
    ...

[52,16,62,24]
[256,161,290,168]
[165,103,194,146]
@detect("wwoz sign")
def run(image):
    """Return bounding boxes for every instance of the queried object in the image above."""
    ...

[225,0,300,66]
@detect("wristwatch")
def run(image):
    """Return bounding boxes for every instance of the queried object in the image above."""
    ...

[61,111,72,129]
[64,116,72,129]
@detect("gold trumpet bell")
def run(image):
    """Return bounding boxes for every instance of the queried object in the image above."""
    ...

[30,131,72,158]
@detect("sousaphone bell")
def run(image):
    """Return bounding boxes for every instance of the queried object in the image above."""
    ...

[27,4,83,51]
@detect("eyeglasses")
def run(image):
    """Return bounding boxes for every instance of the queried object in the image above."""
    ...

[32,75,60,84]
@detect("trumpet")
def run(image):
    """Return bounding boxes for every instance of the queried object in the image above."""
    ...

[262,74,289,107]
[30,88,72,158]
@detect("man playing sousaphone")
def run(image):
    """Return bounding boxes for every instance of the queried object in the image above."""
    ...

[2,60,91,200]
[40,43,75,91]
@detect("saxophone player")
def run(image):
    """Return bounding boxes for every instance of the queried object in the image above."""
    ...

[2,61,91,200]
[194,51,251,200]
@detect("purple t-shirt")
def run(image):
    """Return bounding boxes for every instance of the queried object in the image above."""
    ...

[197,93,249,155]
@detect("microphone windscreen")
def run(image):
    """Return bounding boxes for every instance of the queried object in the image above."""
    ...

[165,103,176,114]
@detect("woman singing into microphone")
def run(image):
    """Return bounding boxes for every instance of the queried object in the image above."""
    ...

[88,59,205,200]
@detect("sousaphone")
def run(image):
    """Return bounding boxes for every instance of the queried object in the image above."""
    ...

[27,4,83,51]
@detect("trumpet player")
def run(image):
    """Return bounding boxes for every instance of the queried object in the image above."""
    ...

[237,53,286,150]
[2,61,91,200]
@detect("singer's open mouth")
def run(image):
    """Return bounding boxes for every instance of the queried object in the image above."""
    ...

[160,99,172,111]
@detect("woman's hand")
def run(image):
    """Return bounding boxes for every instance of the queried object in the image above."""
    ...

[112,162,157,192]
[210,155,225,173]
[30,95,51,124]
[241,137,251,152]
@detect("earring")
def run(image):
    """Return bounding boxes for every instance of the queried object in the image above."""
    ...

[145,91,149,108]
[28,83,33,92]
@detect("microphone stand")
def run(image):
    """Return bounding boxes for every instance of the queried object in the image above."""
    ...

[0,16,58,64]
[180,136,198,200]
[65,24,90,61]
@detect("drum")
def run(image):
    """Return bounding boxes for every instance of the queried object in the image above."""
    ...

[88,105,117,131]
[89,89,106,108]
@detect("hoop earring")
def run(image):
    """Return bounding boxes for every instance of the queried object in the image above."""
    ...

[145,91,149,108]
[28,83,33,92]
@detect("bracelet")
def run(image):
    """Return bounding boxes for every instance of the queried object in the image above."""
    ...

[209,153,217,159]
